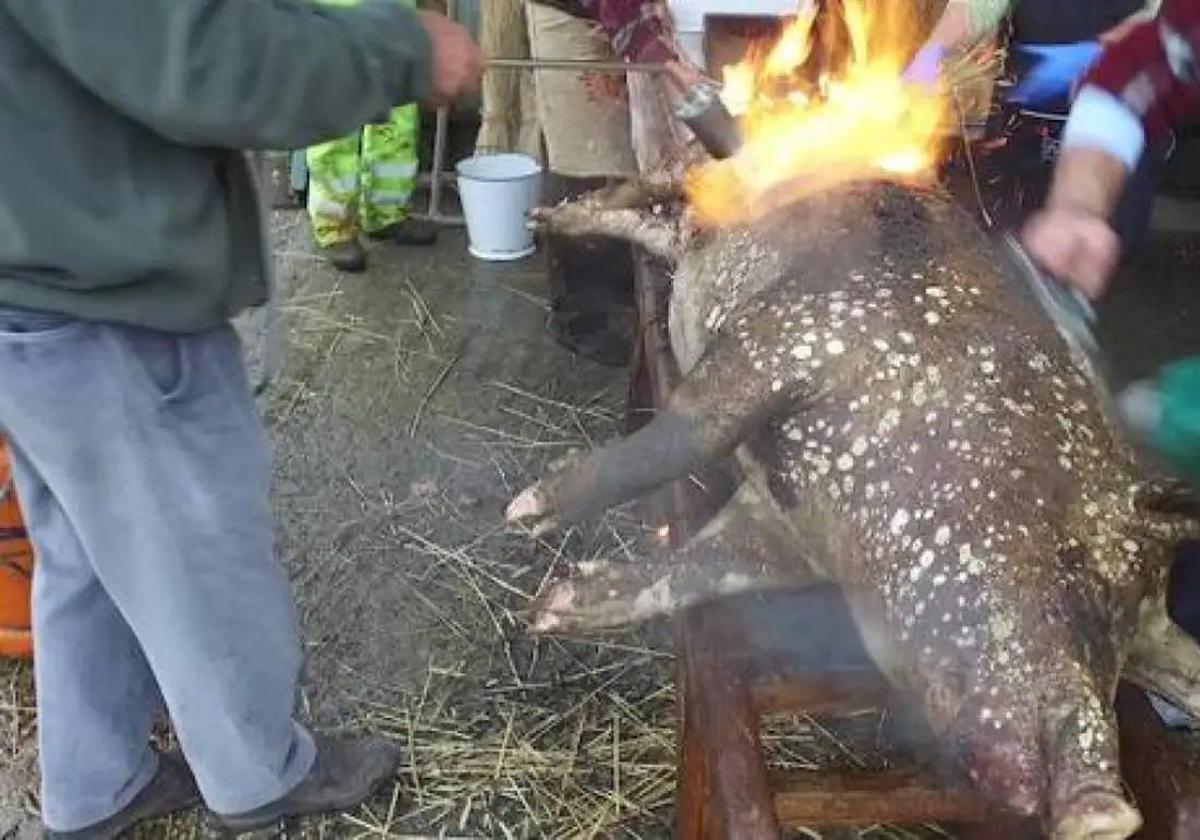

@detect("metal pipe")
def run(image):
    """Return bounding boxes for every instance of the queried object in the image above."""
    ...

[672,82,742,160]
[484,57,668,75]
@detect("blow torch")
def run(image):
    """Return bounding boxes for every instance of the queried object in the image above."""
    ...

[483,58,743,160]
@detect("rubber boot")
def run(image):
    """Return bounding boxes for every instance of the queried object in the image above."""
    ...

[319,240,368,273]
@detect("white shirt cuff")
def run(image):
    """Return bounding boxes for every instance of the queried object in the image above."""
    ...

[1062,85,1147,170]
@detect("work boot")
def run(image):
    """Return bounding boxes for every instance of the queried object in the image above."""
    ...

[319,240,367,273]
[369,218,438,247]
[215,735,401,835]
[44,751,201,839]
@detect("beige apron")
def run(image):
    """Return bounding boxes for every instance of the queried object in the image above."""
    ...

[526,2,640,178]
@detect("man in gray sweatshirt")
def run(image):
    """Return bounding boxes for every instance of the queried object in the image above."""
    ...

[0,1,480,837]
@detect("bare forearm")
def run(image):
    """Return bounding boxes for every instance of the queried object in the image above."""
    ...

[926,1,974,49]
[1046,147,1129,218]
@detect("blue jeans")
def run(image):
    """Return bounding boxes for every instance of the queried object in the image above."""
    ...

[0,309,314,831]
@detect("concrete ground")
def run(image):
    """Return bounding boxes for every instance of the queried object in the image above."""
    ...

[1,184,1200,838]
[0,209,686,840]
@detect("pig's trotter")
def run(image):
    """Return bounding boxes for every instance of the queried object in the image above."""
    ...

[1042,693,1141,840]
[1125,595,1200,721]
[528,552,794,633]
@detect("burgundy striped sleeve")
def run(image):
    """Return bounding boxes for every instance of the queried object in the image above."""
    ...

[1084,0,1200,140]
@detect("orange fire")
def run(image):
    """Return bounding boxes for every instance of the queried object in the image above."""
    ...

[687,0,950,226]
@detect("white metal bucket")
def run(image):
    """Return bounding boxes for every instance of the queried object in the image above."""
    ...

[456,154,544,261]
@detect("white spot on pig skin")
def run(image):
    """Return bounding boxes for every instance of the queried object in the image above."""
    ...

[827,339,846,356]
[632,578,673,618]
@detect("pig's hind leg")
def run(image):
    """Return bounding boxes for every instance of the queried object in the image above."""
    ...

[1041,690,1143,840]
[508,328,811,535]
[529,478,823,633]
[1124,592,1200,721]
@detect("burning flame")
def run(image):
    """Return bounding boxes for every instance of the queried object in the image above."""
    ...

[687,0,950,225]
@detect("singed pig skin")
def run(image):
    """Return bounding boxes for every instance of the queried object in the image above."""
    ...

[510,181,1200,839]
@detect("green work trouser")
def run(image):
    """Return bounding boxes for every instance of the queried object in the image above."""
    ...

[305,0,419,247]
[1155,357,1200,487]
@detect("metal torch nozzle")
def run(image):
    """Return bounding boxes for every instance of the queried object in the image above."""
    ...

[671,81,743,161]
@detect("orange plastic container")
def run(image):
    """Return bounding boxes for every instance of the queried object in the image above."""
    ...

[0,440,33,659]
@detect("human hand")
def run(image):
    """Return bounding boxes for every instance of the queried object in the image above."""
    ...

[1022,208,1121,300]
[581,71,628,105]
[418,11,483,106]
[902,43,946,90]
[1099,11,1152,45]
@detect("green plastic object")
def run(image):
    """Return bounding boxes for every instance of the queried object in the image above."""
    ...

[1154,357,1200,486]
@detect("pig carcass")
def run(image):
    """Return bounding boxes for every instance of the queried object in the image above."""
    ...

[507,178,1200,839]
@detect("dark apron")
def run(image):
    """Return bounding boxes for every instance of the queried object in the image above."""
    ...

[962,0,1170,248]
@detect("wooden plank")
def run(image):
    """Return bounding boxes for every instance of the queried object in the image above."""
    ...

[678,604,783,840]
[771,768,989,827]
[751,670,891,716]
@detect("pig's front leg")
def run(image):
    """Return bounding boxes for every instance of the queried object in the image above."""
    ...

[530,204,683,262]
[529,478,824,632]
[507,331,810,534]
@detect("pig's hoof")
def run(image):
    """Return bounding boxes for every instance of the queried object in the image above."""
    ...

[529,581,576,633]
[529,578,632,634]
[505,485,559,536]
[1052,791,1142,840]
[528,567,670,633]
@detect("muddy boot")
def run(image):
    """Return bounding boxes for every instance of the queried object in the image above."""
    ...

[215,735,400,835]
[369,218,439,247]
[44,751,201,839]
[319,240,368,273]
